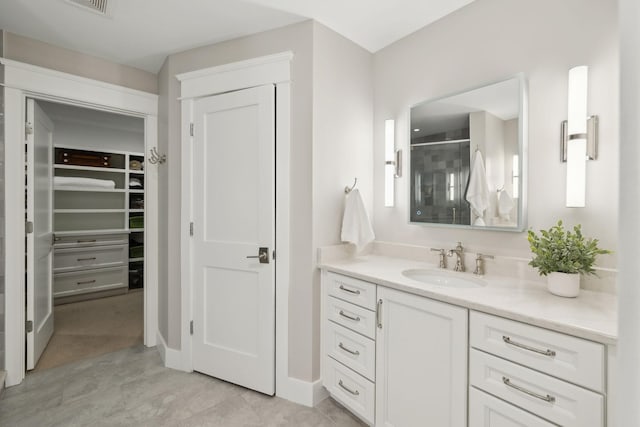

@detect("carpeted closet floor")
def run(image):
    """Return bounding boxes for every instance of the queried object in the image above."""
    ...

[34,291,144,371]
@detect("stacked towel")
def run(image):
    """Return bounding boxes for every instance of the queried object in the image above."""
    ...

[341,189,375,252]
[498,190,514,221]
[465,151,490,226]
[54,176,116,189]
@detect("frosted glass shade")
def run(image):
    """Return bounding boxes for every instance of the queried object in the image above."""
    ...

[385,119,395,207]
[566,66,588,208]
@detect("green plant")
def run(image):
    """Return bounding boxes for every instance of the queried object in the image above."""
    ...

[527,220,610,276]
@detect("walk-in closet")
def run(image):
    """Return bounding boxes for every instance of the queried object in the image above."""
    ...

[28,100,147,370]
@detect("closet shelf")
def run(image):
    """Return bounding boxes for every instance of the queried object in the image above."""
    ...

[129,228,144,232]
[55,164,126,173]
[129,189,144,194]
[129,257,144,263]
[129,170,145,175]
[54,229,129,237]
[54,188,126,193]
[55,209,126,214]
[129,209,144,213]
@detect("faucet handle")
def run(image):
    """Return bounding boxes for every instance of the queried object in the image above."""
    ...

[430,248,445,253]
[476,253,494,260]
[473,253,494,275]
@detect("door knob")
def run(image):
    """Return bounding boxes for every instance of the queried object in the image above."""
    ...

[246,247,270,264]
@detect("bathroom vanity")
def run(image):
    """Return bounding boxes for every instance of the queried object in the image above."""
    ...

[319,247,616,427]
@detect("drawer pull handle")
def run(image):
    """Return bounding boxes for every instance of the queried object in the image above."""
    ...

[339,310,360,322]
[77,257,97,262]
[502,376,556,403]
[339,284,361,295]
[338,380,360,396]
[77,239,97,243]
[376,299,383,329]
[77,280,96,285]
[502,336,556,357]
[338,342,360,356]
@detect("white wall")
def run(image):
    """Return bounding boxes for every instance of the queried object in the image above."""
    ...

[312,22,373,378]
[49,121,144,153]
[617,0,640,423]
[372,0,619,272]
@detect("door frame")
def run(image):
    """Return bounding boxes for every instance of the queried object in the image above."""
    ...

[176,52,304,403]
[1,58,159,386]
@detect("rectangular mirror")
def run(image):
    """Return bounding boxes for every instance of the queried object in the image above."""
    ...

[409,75,527,231]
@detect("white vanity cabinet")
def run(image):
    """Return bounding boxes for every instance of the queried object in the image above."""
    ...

[375,286,468,427]
[322,271,468,426]
[469,311,606,427]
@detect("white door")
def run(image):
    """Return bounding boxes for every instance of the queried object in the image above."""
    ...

[191,85,276,395]
[376,287,468,427]
[26,99,55,370]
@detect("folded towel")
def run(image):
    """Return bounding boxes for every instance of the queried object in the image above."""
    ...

[498,189,514,220]
[129,178,143,188]
[341,189,375,252]
[466,151,490,226]
[54,176,116,189]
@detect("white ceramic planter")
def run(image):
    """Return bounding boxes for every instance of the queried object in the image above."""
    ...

[547,272,581,297]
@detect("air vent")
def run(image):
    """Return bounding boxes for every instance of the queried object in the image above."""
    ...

[65,0,110,16]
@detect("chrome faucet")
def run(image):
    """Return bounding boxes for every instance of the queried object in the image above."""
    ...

[448,242,465,272]
[430,248,446,269]
[473,253,495,275]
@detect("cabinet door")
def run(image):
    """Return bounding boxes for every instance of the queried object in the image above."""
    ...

[376,287,468,427]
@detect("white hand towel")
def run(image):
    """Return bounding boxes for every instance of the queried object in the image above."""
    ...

[341,189,375,252]
[466,151,490,224]
[498,189,514,220]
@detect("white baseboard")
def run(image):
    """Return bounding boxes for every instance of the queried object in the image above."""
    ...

[155,330,183,371]
[0,370,6,398]
[277,376,328,407]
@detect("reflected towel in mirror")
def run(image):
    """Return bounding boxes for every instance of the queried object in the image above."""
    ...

[498,189,514,220]
[466,151,490,225]
[341,189,375,252]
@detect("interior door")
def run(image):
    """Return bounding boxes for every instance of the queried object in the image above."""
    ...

[191,85,276,395]
[26,99,55,370]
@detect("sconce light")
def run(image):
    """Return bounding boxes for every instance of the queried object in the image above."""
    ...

[384,119,402,207]
[562,65,598,208]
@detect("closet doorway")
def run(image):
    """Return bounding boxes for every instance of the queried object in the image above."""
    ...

[25,99,150,371]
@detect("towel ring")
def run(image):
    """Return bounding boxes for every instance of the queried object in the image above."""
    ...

[345,177,357,194]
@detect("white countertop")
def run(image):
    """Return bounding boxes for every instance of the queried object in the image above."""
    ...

[319,254,617,345]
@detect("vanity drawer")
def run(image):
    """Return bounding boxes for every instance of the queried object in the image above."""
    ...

[54,233,129,249]
[325,321,375,381]
[469,387,555,427]
[326,272,377,310]
[324,356,375,425]
[470,311,604,392]
[54,266,127,297]
[327,296,376,339]
[470,349,603,427]
[54,244,127,273]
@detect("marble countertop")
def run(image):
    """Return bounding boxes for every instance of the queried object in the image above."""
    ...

[319,254,617,345]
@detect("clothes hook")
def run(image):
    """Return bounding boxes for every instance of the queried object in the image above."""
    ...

[344,177,357,194]
[148,147,167,165]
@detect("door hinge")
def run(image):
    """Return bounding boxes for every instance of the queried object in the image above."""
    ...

[272,250,276,260]
[189,222,194,236]
[26,320,33,333]
[26,221,34,234]
[190,320,194,335]
[190,123,194,137]
[25,123,33,136]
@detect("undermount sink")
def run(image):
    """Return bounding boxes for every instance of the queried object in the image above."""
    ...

[402,269,486,288]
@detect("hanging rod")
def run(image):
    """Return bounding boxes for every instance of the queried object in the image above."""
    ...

[344,177,357,194]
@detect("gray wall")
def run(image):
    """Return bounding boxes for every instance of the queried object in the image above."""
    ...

[3,31,157,94]
[372,0,619,271]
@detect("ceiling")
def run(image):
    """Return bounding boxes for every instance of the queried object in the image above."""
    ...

[0,0,475,73]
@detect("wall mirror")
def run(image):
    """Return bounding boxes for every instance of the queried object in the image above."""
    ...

[409,75,527,231]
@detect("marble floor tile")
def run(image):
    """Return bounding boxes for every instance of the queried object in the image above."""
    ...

[0,345,365,427]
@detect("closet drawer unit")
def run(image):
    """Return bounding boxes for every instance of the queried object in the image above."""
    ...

[469,387,555,427]
[470,311,605,392]
[54,244,127,273]
[324,356,375,425]
[54,234,129,249]
[326,272,377,310]
[326,321,376,381]
[327,296,377,339]
[470,349,603,427]
[54,266,128,298]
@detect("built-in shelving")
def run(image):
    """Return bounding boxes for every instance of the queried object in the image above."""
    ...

[54,164,126,173]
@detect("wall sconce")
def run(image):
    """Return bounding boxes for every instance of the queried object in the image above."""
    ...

[384,119,402,207]
[562,65,598,208]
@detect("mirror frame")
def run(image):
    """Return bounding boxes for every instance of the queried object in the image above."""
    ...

[407,73,528,232]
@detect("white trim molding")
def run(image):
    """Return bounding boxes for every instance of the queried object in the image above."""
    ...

[2,59,159,387]
[178,52,322,407]
[156,330,183,370]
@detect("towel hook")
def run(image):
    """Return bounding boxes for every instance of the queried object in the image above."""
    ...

[148,147,167,165]
[344,177,358,194]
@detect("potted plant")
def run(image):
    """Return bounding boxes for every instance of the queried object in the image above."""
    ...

[527,220,610,297]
